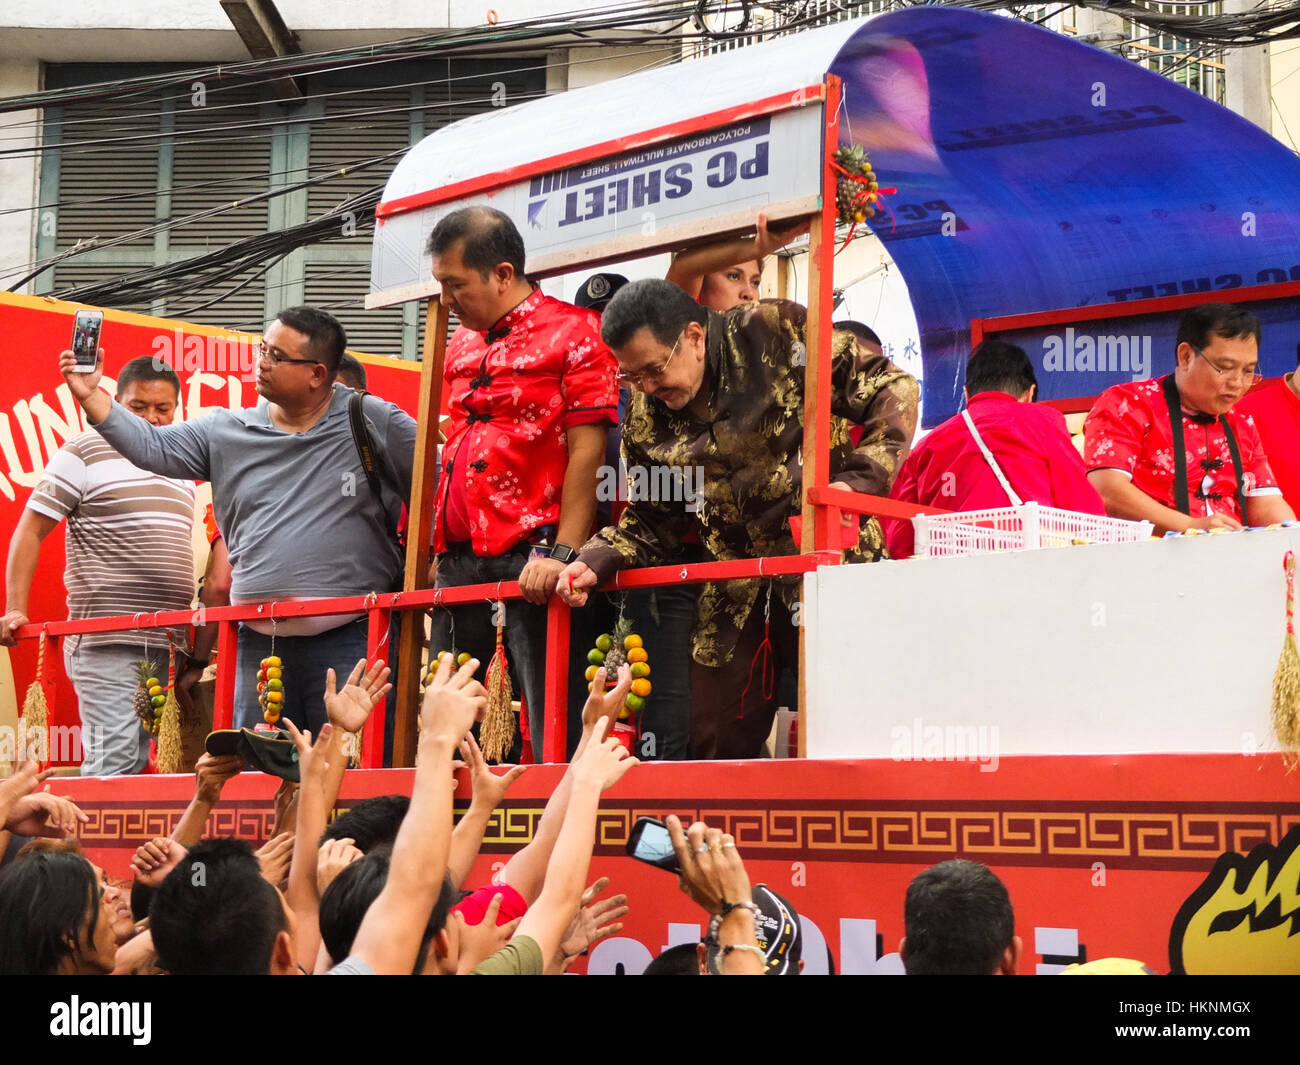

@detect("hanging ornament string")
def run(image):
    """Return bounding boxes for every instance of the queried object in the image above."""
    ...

[258,617,284,726]
[480,598,515,763]
[738,583,776,722]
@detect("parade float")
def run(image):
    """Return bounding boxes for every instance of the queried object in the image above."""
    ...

[7,7,1300,974]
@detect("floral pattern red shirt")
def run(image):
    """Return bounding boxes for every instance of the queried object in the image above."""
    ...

[436,288,618,555]
[1083,376,1280,521]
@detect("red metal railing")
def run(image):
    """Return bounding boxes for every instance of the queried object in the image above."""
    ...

[12,492,947,768]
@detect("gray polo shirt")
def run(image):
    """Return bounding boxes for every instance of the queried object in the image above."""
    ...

[94,384,416,603]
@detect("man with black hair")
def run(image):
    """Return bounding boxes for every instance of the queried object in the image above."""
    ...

[60,307,417,736]
[558,279,917,759]
[885,339,1104,558]
[321,795,410,853]
[149,837,298,976]
[901,859,1021,975]
[3,355,195,774]
[1236,337,1300,512]
[319,847,458,973]
[427,207,617,755]
[1086,302,1293,534]
[336,352,368,393]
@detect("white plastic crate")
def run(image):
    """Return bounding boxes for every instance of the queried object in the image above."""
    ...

[912,501,1153,558]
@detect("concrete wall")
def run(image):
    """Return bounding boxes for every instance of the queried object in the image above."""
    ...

[0,59,39,292]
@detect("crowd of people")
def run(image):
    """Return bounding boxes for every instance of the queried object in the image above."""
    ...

[0,648,1098,975]
[0,205,1295,976]
[1,206,1296,773]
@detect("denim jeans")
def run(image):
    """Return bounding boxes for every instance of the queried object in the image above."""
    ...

[621,586,696,760]
[234,617,370,735]
[63,638,151,776]
[430,545,548,760]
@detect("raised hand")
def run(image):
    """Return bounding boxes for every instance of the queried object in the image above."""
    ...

[461,733,526,811]
[453,893,522,974]
[580,663,632,735]
[284,719,335,797]
[58,347,106,403]
[323,658,392,734]
[255,831,295,888]
[553,877,629,972]
[666,815,753,916]
[131,837,188,889]
[0,760,54,824]
[420,654,487,744]
[316,836,363,896]
[5,788,88,839]
[194,752,242,804]
[572,717,638,792]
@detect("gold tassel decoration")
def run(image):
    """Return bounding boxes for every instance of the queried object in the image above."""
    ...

[1273,550,1300,769]
[479,601,514,763]
[155,638,184,774]
[19,633,50,770]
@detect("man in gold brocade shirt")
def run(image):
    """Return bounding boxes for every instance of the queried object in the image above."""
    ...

[558,279,917,759]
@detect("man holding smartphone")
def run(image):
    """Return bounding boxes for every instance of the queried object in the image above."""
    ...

[58,305,416,739]
[3,355,195,775]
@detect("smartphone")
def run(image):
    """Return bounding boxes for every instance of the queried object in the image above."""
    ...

[71,308,104,373]
[626,815,680,873]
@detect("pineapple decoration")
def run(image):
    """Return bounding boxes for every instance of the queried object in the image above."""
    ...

[585,615,651,722]
[832,144,896,241]
[132,658,166,736]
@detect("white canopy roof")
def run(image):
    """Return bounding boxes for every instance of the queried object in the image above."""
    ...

[379,17,866,206]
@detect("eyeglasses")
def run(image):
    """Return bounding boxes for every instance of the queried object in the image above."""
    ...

[1192,347,1261,386]
[258,340,320,366]
[617,330,684,387]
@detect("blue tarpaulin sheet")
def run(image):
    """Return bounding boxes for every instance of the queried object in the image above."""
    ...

[830,8,1300,424]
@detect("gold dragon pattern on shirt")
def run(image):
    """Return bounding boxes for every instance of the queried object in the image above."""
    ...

[580,300,919,667]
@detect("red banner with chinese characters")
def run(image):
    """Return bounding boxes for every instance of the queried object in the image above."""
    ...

[0,292,421,749]
[53,752,1300,975]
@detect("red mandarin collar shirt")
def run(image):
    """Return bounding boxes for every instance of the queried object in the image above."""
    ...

[1235,374,1300,513]
[1083,376,1280,521]
[886,392,1104,558]
[436,289,618,555]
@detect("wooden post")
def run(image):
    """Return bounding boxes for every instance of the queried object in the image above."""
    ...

[394,298,449,766]
[797,74,843,759]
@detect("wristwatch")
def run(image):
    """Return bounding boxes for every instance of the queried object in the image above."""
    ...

[548,543,578,564]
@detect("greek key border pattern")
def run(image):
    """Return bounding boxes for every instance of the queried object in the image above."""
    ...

[76,801,1300,871]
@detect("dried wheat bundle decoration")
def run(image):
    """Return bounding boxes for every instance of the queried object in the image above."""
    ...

[155,636,184,774]
[1272,550,1300,769]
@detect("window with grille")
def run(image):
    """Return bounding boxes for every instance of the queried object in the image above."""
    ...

[37,58,547,354]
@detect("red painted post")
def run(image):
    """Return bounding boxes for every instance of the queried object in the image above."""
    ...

[213,620,237,730]
[542,597,571,763]
[361,606,392,769]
